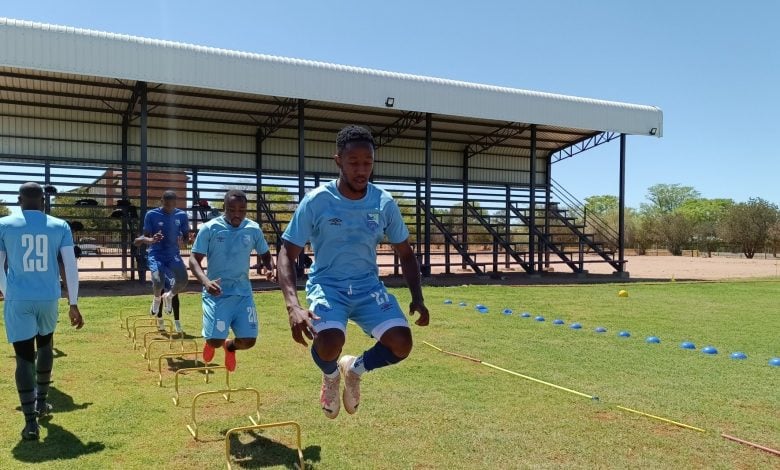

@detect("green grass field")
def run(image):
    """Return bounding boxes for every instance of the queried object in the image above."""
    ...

[1,280,779,469]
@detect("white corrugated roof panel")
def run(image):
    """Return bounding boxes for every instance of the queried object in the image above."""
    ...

[0,17,662,137]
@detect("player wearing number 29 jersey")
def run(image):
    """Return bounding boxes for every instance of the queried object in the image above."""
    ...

[0,182,84,441]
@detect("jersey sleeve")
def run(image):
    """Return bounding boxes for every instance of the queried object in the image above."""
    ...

[384,199,410,244]
[0,223,5,252]
[281,196,312,247]
[60,220,75,247]
[178,212,189,237]
[143,211,155,234]
[191,224,211,254]
[254,227,270,254]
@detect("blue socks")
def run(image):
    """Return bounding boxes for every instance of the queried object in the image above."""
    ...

[311,346,338,376]
[360,342,403,372]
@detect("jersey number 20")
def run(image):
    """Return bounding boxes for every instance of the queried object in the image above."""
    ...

[21,234,48,272]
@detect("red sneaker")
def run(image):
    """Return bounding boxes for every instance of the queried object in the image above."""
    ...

[202,343,215,363]
[224,342,236,372]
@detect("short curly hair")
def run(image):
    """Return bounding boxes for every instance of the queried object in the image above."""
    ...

[336,125,375,155]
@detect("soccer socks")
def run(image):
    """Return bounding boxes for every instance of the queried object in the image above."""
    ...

[311,346,339,376]
[356,342,403,374]
[35,334,54,413]
[13,339,37,425]
[172,295,180,321]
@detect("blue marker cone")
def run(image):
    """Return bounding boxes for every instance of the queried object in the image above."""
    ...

[702,346,718,355]
[569,322,582,330]
[680,341,696,350]
[477,306,489,314]
[520,312,531,318]
[646,336,660,344]
[618,331,631,338]
[730,352,747,360]
[458,301,467,307]
[769,358,780,367]
[594,327,607,333]
[502,308,513,315]
[443,299,453,305]
[534,316,545,322]
[552,319,565,325]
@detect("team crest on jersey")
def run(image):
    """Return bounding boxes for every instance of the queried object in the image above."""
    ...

[242,234,251,246]
[365,212,379,230]
[175,219,180,226]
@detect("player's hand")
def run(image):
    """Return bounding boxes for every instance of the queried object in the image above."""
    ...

[264,261,276,282]
[287,305,320,346]
[151,231,164,243]
[409,301,429,327]
[69,305,84,329]
[204,278,222,296]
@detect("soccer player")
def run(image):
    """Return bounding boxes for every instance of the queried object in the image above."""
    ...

[134,235,182,333]
[277,125,429,419]
[188,189,274,372]
[140,190,189,327]
[0,182,84,440]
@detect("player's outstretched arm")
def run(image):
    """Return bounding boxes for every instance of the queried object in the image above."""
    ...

[277,241,319,346]
[392,240,429,327]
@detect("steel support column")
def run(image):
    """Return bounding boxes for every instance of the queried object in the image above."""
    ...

[462,149,469,270]
[544,156,552,270]
[528,126,537,274]
[297,99,305,201]
[618,134,626,272]
[43,162,51,214]
[121,117,129,275]
[255,130,263,231]
[423,113,432,276]
[505,184,511,268]
[138,81,148,282]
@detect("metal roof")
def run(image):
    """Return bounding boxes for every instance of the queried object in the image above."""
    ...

[0,17,663,142]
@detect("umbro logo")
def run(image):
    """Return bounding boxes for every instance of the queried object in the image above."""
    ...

[328,218,342,226]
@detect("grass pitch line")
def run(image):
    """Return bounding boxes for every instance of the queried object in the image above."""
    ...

[721,433,780,457]
[422,340,596,400]
[614,405,706,433]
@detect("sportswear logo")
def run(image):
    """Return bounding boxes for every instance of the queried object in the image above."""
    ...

[328,217,342,226]
[216,235,226,242]
[366,213,379,230]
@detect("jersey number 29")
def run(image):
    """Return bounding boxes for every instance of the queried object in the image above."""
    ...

[21,234,48,272]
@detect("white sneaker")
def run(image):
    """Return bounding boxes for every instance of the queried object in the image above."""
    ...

[156,318,166,333]
[174,320,183,334]
[320,371,341,419]
[150,297,161,316]
[338,355,361,414]
[162,291,173,314]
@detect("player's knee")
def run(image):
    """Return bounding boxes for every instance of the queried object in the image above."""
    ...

[314,329,345,361]
[234,338,256,350]
[206,338,225,348]
[36,333,53,349]
[12,338,36,363]
[381,327,413,359]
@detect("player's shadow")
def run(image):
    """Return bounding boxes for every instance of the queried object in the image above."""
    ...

[15,386,92,414]
[226,430,321,469]
[12,418,105,462]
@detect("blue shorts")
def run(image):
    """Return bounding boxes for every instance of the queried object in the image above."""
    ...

[306,281,409,339]
[201,294,258,340]
[3,300,60,343]
[147,253,185,275]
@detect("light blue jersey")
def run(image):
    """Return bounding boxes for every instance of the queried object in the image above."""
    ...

[0,211,74,301]
[191,216,269,296]
[282,180,409,292]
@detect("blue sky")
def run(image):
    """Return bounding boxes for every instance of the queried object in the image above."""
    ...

[2,1,779,208]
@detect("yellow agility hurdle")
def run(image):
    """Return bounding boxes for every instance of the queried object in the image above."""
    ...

[172,365,230,405]
[225,420,304,470]
[131,317,172,348]
[157,349,202,386]
[119,307,143,329]
[145,337,199,367]
[186,387,261,441]
[142,330,189,359]
[124,314,152,338]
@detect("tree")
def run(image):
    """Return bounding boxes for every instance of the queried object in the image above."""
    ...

[718,198,778,259]
[768,220,780,257]
[678,198,734,256]
[0,200,10,217]
[640,184,700,215]
[655,212,696,256]
[584,195,618,216]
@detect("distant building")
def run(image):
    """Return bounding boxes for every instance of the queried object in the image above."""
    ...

[87,168,188,208]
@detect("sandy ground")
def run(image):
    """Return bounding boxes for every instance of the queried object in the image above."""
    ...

[71,252,780,296]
